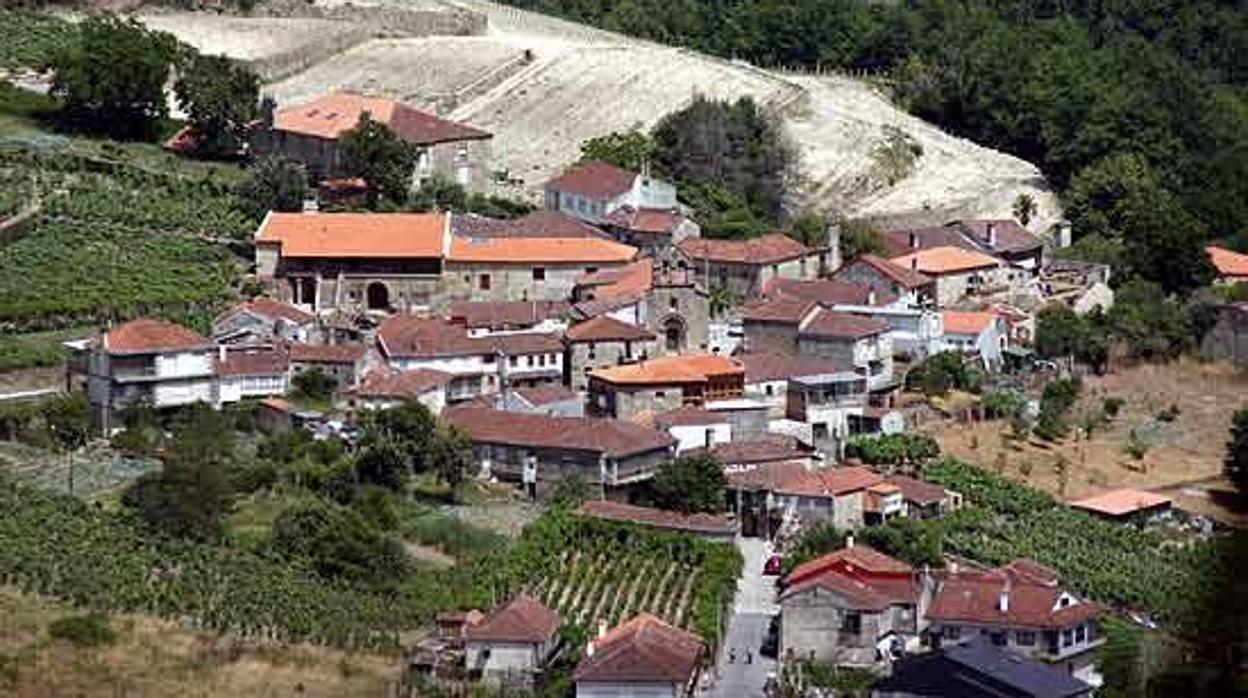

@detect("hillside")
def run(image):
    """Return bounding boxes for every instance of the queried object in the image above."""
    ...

[139,0,1060,230]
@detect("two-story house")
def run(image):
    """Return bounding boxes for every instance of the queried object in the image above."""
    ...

[941,310,1009,368]
[212,296,316,345]
[571,259,710,355]
[832,254,936,309]
[888,247,1014,308]
[573,613,705,698]
[464,594,562,687]
[543,161,679,225]
[564,315,657,391]
[725,462,897,534]
[250,92,493,190]
[586,354,744,420]
[797,308,895,394]
[926,559,1104,684]
[677,233,822,299]
[85,318,220,434]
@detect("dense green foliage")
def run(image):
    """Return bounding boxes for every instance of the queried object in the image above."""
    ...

[783,521,846,575]
[233,155,308,217]
[861,517,943,568]
[174,52,260,156]
[1034,376,1080,441]
[0,11,71,70]
[273,499,408,591]
[340,115,416,207]
[845,433,939,468]
[407,174,535,219]
[1226,409,1248,496]
[48,612,116,647]
[644,454,727,514]
[50,14,178,140]
[580,129,655,171]
[0,326,93,373]
[906,351,980,396]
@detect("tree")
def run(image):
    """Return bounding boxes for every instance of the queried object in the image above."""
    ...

[1035,304,1087,361]
[647,454,725,514]
[1013,193,1037,226]
[580,130,654,171]
[292,368,336,402]
[784,522,846,575]
[41,393,89,495]
[50,13,178,140]
[174,52,259,156]
[838,218,887,261]
[788,212,827,248]
[272,500,407,590]
[340,114,416,208]
[1226,409,1248,496]
[355,440,408,492]
[430,425,474,499]
[234,155,308,218]
[861,517,942,567]
[364,401,438,474]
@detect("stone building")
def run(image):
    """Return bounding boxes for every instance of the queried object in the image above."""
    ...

[1200,302,1248,367]
[563,315,657,391]
[586,354,745,420]
[464,594,562,686]
[572,259,710,355]
[678,233,824,299]
[287,342,373,389]
[542,161,679,225]
[888,247,1017,308]
[832,254,935,308]
[880,219,1046,272]
[442,234,638,304]
[251,92,493,191]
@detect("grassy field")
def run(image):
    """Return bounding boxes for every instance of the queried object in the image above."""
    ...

[0,325,95,373]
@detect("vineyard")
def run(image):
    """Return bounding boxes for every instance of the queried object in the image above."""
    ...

[488,511,742,645]
[0,12,71,70]
[919,459,1215,624]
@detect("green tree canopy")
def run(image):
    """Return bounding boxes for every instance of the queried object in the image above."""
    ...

[234,155,308,217]
[646,454,726,514]
[430,425,474,499]
[580,130,655,171]
[272,499,408,590]
[1226,409,1248,497]
[340,114,416,208]
[173,52,259,156]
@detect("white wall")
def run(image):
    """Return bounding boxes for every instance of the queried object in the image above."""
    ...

[155,351,214,379]
[152,378,217,407]
[668,423,732,453]
[577,680,681,698]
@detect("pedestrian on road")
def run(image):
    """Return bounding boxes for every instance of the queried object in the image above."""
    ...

[747,649,753,664]
[729,647,736,664]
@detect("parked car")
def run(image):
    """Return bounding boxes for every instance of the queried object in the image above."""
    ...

[763,554,784,576]
[760,615,779,658]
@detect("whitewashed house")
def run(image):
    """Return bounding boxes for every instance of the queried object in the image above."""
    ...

[465,594,562,687]
[573,614,705,698]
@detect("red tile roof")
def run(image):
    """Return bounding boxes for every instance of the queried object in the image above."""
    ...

[785,545,914,588]
[215,346,290,376]
[589,354,742,386]
[257,212,447,259]
[889,246,1000,275]
[464,594,561,644]
[448,235,637,264]
[799,308,889,339]
[102,318,211,355]
[578,500,734,536]
[452,210,611,239]
[652,405,727,428]
[880,220,1042,258]
[951,219,1045,255]
[448,300,570,330]
[273,92,490,145]
[737,351,845,383]
[287,342,367,364]
[576,259,656,303]
[354,368,453,399]
[884,474,948,506]
[696,435,814,467]
[928,560,1101,629]
[942,310,999,336]
[764,276,896,307]
[603,206,683,234]
[444,406,674,459]
[1208,245,1248,278]
[378,315,561,358]
[725,462,883,498]
[229,296,315,325]
[573,613,704,684]
[839,254,933,290]
[678,233,810,266]
[741,296,817,324]
[781,566,919,610]
[544,161,638,200]
[514,384,579,406]
[1068,488,1172,517]
[565,315,656,343]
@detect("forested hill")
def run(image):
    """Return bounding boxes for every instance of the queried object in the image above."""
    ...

[501,0,1248,273]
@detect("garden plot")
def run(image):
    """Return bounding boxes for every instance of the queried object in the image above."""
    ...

[136,13,370,81]
[266,36,525,113]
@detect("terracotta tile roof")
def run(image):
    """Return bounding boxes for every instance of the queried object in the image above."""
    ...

[464,594,561,644]
[257,212,447,259]
[102,318,211,355]
[781,567,918,610]
[378,315,562,358]
[452,210,611,239]
[228,296,314,325]
[514,384,579,406]
[737,351,845,383]
[287,342,367,364]
[544,161,637,200]
[448,235,637,264]
[729,463,882,497]
[884,475,947,506]
[678,233,810,266]
[259,397,293,412]
[928,561,1101,629]
[573,293,645,320]
[825,465,887,494]
[603,206,683,234]
[443,406,674,458]
[785,545,914,588]
[577,259,655,301]
[889,246,1001,276]
[573,613,704,684]
[273,92,490,144]
[565,315,656,343]
[695,434,813,466]
[951,219,1045,255]
[652,405,727,428]
[448,300,570,330]
[589,354,742,386]
[839,254,932,289]
[741,296,816,324]
[1069,488,1172,517]
[215,346,290,376]
[942,310,999,336]
[799,308,889,339]
[764,276,896,307]
[577,500,734,536]
[1208,245,1248,278]
[354,368,453,399]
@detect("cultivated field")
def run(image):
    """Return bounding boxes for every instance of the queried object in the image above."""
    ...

[928,360,1248,502]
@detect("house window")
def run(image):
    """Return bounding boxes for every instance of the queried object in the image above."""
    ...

[484,354,496,364]
[533,267,546,281]
[1062,629,1074,647]
[538,355,546,367]
[655,391,667,398]
[510,356,519,367]
[1075,625,1086,643]
[944,626,961,640]
[765,384,774,397]
[479,274,492,290]
[669,297,678,310]
[990,632,1007,647]
[587,343,596,360]
[585,266,599,275]
[841,612,862,634]
[457,144,468,160]
[527,356,535,367]
[1016,631,1036,646]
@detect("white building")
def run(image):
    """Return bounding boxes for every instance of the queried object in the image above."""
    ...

[573,613,704,698]
[544,161,678,225]
[464,594,562,686]
[941,310,1009,368]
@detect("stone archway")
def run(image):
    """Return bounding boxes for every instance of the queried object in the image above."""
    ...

[366,281,391,311]
[662,315,687,353]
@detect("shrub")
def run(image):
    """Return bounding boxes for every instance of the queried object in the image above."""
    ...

[49,612,116,647]
[1103,396,1125,418]
[1125,429,1149,460]
[273,499,408,591]
[1156,404,1181,423]
[845,433,940,467]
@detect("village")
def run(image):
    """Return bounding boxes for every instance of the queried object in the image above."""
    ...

[1,2,1248,698]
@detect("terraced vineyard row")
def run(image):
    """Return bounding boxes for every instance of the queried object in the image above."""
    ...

[532,551,702,632]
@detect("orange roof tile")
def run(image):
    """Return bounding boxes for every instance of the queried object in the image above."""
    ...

[678,233,810,265]
[889,246,1000,275]
[589,354,742,385]
[257,212,447,259]
[103,318,211,354]
[273,92,489,144]
[1208,245,1248,278]
[448,235,637,264]
[942,310,999,335]
[1069,488,1172,517]
[565,315,656,343]
[574,613,704,684]
[544,161,637,199]
[464,594,561,644]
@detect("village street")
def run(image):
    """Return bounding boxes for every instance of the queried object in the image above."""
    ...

[708,536,779,697]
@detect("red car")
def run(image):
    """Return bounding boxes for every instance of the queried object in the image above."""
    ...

[763,554,784,576]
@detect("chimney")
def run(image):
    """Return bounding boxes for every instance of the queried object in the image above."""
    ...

[218,344,227,362]
[986,222,997,247]
[908,231,918,249]
[949,561,959,575]
[598,619,609,639]
[867,287,877,306]
[845,533,855,549]
[998,588,1010,613]
[585,640,595,658]
[910,257,919,271]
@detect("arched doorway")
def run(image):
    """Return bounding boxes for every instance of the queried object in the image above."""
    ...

[663,316,686,353]
[366,281,390,311]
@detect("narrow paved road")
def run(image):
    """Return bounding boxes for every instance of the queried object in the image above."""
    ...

[709,536,779,697]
